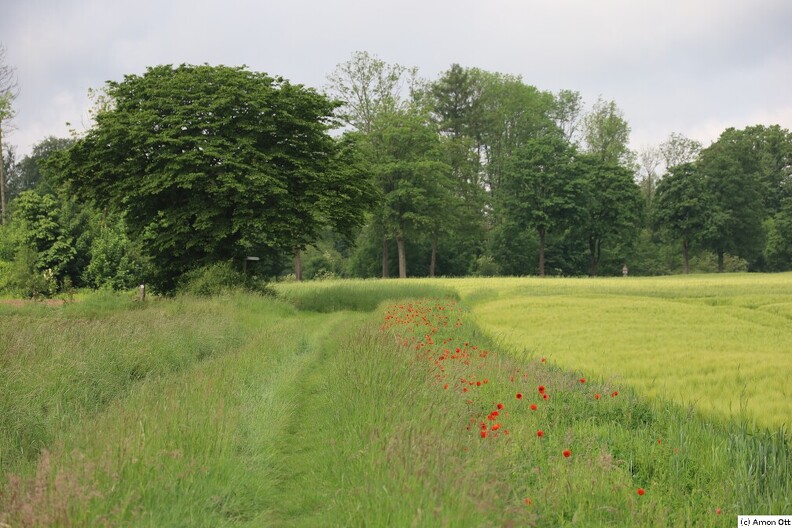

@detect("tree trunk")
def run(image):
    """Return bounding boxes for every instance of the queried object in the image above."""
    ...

[588,237,599,276]
[429,232,437,278]
[0,126,6,226]
[294,249,303,282]
[381,236,389,278]
[683,240,690,274]
[396,232,407,278]
[538,227,546,277]
[717,250,724,273]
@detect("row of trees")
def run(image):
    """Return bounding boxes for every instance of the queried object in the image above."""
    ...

[321,52,791,280]
[0,49,790,296]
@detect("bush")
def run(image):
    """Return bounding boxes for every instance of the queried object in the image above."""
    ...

[0,260,12,292]
[177,261,274,297]
[689,252,749,273]
[82,220,150,290]
[5,246,59,298]
[472,255,500,277]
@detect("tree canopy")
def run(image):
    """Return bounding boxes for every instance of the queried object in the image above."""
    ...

[3,53,792,295]
[53,64,372,291]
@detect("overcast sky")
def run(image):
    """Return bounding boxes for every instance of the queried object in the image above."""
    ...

[2,0,791,160]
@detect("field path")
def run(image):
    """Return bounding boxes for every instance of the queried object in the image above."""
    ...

[250,310,368,526]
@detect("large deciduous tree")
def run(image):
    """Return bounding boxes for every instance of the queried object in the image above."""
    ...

[501,132,583,276]
[366,108,452,278]
[576,155,643,276]
[698,128,766,271]
[53,64,371,291]
[652,163,710,274]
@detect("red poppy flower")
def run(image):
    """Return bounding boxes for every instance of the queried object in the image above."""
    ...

[579,378,586,383]
[497,403,504,410]
[516,393,523,399]
[715,508,721,515]
[443,384,449,390]
[476,381,482,387]
[637,488,645,496]
[542,393,549,400]
[538,385,545,393]
[480,430,488,438]
[492,423,501,431]
[524,497,532,505]
[530,404,538,411]
[611,391,619,397]
[537,430,544,437]
[594,393,601,400]
[563,449,571,458]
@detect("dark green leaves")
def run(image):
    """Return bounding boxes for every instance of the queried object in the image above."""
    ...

[55,64,370,291]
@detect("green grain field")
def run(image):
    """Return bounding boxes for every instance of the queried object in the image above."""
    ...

[1,275,790,526]
[448,273,792,431]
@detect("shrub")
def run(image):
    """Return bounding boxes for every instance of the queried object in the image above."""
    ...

[82,220,150,290]
[472,255,500,277]
[177,261,274,297]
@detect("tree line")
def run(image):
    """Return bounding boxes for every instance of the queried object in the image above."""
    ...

[1,49,791,295]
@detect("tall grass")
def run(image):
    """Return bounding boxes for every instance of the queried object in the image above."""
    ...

[0,294,247,476]
[1,281,790,526]
[275,279,458,312]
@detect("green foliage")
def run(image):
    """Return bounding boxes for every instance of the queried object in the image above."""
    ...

[9,190,95,287]
[177,261,274,297]
[501,132,584,275]
[54,64,372,292]
[431,63,480,138]
[764,199,792,271]
[365,108,454,276]
[688,251,749,273]
[5,245,54,297]
[653,163,710,272]
[491,219,537,276]
[575,154,644,275]
[301,240,347,280]
[583,97,633,166]
[7,136,74,199]
[699,128,768,269]
[82,218,150,290]
[471,254,500,277]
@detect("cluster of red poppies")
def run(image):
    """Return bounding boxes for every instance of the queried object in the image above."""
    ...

[381,300,652,502]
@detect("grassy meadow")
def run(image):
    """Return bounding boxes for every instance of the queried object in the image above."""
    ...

[0,274,790,526]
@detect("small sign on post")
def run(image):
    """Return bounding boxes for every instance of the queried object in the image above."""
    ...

[139,283,146,301]
[244,256,260,274]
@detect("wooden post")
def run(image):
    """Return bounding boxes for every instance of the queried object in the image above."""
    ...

[139,283,146,301]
